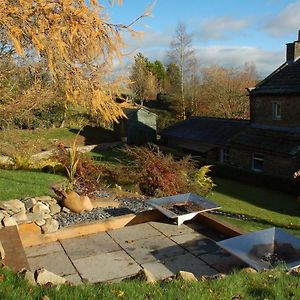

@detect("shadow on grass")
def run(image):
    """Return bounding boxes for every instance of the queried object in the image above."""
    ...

[69,126,118,145]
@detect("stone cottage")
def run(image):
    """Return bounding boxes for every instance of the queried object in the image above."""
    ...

[160,32,300,177]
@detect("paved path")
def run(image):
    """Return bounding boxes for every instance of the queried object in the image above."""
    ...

[25,221,245,284]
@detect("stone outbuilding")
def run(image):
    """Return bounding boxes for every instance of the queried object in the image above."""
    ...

[161,31,300,178]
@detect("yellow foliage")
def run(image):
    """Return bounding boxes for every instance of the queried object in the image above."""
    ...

[0,0,148,124]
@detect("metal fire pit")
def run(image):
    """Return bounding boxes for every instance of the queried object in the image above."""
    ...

[217,227,300,270]
[146,193,221,225]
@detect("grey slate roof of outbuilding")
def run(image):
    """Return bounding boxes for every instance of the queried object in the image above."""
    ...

[250,59,300,95]
[229,125,300,155]
[160,117,249,147]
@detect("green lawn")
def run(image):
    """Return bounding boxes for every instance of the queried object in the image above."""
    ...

[208,177,300,235]
[0,128,82,157]
[89,147,130,165]
[0,169,64,201]
[0,267,299,300]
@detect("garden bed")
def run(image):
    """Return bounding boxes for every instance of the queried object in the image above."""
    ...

[19,209,244,248]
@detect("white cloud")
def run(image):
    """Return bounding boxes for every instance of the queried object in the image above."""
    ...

[263,1,300,36]
[193,46,283,78]
[195,16,249,41]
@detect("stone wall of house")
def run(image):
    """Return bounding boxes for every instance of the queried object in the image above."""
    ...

[229,147,298,177]
[250,95,300,128]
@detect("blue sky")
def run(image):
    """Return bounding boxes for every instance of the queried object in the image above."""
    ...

[106,0,300,76]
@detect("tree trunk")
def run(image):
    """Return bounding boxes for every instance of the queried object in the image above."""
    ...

[60,103,67,128]
[181,66,186,120]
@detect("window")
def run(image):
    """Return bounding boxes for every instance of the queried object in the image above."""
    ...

[272,102,281,120]
[220,148,230,163]
[252,153,264,172]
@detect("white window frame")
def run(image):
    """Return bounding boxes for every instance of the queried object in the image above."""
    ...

[220,148,229,163]
[252,153,264,172]
[272,102,282,120]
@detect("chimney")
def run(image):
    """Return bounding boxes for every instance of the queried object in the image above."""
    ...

[286,30,300,63]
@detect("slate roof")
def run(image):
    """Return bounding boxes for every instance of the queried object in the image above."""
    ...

[250,59,300,95]
[229,125,300,155]
[160,117,249,147]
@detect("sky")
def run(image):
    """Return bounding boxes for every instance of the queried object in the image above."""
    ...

[105,0,300,77]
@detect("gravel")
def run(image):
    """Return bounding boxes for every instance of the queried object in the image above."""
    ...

[54,196,152,228]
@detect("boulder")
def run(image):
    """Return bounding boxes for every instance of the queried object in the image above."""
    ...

[27,212,45,223]
[62,207,71,213]
[49,203,61,215]
[2,216,18,228]
[176,271,198,282]
[0,211,9,222]
[35,219,46,226]
[0,241,5,259]
[19,269,36,285]
[242,267,257,274]
[23,198,36,211]
[41,218,59,234]
[35,196,55,203]
[0,199,25,214]
[12,210,28,224]
[36,268,66,285]
[135,268,157,284]
[32,203,51,215]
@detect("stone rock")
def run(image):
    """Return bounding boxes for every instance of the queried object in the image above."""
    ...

[40,296,50,300]
[27,212,44,223]
[209,273,226,280]
[43,214,52,220]
[0,199,25,214]
[49,203,61,215]
[242,267,257,274]
[35,219,46,226]
[19,269,36,285]
[287,268,300,276]
[2,216,18,228]
[12,210,28,224]
[35,196,55,203]
[41,218,59,234]
[36,268,66,285]
[23,198,36,211]
[135,268,157,284]
[62,207,71,213]
[0,211,9,222]
[0,242,5,259]
[177,271,198,282]
[32,203,51,215]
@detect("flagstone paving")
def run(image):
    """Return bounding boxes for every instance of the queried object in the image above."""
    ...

[24,220,246,284]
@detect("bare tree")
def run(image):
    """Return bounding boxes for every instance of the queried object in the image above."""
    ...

[168,22,194,120]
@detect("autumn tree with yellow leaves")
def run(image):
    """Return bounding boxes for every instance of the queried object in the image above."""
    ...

[0,0,149,125]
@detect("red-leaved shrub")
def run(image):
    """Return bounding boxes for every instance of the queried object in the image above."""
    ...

[123,145,213,197]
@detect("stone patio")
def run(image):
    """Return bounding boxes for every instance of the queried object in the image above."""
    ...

[25,220,246,284]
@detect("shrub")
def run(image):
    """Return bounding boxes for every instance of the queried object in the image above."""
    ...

[123,145,214,197]
[189,165,215,196]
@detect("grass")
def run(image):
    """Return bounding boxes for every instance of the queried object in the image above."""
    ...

[0,169,64,201]
[0,128,82,157]
[208,177,300,235]
[0,267,299,300]
[89,147,130,165]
